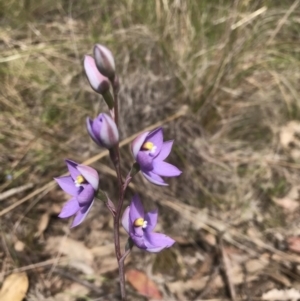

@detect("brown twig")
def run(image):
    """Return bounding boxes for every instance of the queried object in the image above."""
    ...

[218,236,237,301]
[196,266,220,300]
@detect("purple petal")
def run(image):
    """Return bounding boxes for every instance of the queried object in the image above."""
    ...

[131,132,149,159]
[146,128,163,156]
[133,226,144,237]
[77,165,99,191]
[54,176,78,196]
[136,151,153,172]
[65,159,80,180]
[91,115,102,144]
[71,199,94,228]
[152,161,182,177]
[86,117,99,144]
[98,113,119,148]
[58,197,80,218]
[121,206,131,234]
[144,209,158,232]
[142,171,168,186]
[155,140,173,161]
[144,232,175,253]
[84,55,110,93]
[129,195,144,224]
[130,233,146,249]
[77,184,95,206]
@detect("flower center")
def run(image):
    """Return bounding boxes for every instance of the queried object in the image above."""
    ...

[141,141,157,154]
[74,175,86,187]
[133,218,147,228]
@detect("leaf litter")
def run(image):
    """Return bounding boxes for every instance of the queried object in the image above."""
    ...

[0,272,29,301]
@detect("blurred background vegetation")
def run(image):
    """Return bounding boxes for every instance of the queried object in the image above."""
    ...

[1,0,300,300]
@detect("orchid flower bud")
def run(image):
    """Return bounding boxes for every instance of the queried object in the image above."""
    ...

[86,113,119,149]
[84,55,110,95]
[93,44,116,80]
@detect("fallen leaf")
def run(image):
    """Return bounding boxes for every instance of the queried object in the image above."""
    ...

[262,288,300,300]
[52,283,89,301]
[264,270,291,287]
[68,261,94,275]
[46,236,94,274]
[46,236,93,264]
[167,257,269,294]
[171,236,192,245]
[287,236,300,254]
[192,255,213,279]
[14,240,25,252]
[273,186,300,212]
[126,269,162,300]
[273,197,299,211]
[204,233,216,246]
[51,204,62,215]
[280,121,300,148]
[0,272,29,301]
[280,121,300,160]
[35,211,50,238]
[90,243,115,257]
[45,237,130,275]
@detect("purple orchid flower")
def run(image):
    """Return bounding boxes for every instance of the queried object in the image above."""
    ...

[55,160,99,228]
[86,113,119,149]
[131,127,182,186]
[121,194,175,253]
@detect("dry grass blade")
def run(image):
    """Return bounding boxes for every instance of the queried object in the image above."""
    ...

[267,0,300,44]
[0,183,33,201]
[231,6,267,30]
[0,183,56,217]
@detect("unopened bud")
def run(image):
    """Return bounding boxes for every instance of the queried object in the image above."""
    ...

[84,55,110,95]
[86,113,119,149]
[93,44,116,80]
